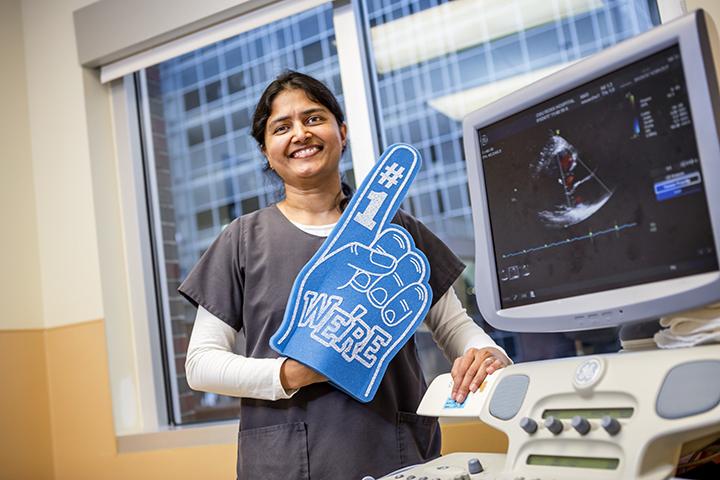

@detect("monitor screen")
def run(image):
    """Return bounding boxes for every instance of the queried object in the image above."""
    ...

[480,44,717,310]
[464,10,720,332]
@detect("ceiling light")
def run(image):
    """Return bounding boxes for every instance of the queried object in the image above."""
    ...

[371,0,603,74]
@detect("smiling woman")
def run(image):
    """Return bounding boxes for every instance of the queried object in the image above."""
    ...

[177,70,510,478]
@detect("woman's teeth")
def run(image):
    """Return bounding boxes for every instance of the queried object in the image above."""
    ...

[291,146,320,158]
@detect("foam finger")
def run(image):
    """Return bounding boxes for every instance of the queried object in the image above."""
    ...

[368,252,427,307]
[381,282,430,327]
[324,144,422,254]
[325,243,395,275]
[370,227,412,259]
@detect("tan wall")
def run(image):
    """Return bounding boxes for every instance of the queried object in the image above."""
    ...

[0,329,54,480]
[0,1,54,475]
[45,320,235,480]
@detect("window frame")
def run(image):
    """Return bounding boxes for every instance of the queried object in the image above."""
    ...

[102,0,686,448]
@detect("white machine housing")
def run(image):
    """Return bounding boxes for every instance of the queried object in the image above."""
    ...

[378,344,720,480]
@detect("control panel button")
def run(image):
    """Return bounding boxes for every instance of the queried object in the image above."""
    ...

[544,416,563,435]
[573,357,605,390]
[519,417,538,434]
[489,375,530,420]
[656,360,720,419]
[571,416,591,435]
[467,457,483,474]
[601,415,621,435]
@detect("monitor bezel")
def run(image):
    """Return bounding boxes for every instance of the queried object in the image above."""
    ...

[463,9,720,332]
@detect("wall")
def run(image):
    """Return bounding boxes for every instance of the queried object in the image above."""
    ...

[0,0,43,331]
[2,0,719,478]
[0,0,236,477]
[22,0,104,330]
[0,1,54,478]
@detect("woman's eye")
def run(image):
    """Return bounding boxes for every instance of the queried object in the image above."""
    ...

[274,125,289,134]
[307,115,323,124]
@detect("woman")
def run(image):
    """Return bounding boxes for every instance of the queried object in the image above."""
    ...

[179,71,510,479]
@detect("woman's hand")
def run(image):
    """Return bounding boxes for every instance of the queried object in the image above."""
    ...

[280,358,327,391]
[450,347,510,403]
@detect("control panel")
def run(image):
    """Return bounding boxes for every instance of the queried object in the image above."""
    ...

[373,344,720,480]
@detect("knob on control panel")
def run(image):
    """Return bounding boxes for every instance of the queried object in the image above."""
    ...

[571,416,591,435]
[601,415,621,435]
[467,457,483,474]
[544,416,563,435]
[519,417,538,434]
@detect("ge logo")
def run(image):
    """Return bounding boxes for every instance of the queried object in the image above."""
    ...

[573,357,605,390]
[270,144,432,402]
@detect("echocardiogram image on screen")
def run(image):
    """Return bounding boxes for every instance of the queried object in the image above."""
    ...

[479,45,718,308]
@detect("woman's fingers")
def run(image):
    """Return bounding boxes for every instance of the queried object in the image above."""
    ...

[455,354,489,403]
[450,348,509,403]
[485,357,505,376]
[280,359,327,390]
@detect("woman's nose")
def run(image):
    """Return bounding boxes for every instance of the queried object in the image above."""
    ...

[291,123,311,143]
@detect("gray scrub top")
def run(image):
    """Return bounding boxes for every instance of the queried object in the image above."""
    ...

[179,205,465,480]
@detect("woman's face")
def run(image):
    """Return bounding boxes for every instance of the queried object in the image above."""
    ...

[263,88,347,189]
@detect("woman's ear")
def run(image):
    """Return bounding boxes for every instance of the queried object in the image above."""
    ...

[260,146,272,169]
[340,122,348,147]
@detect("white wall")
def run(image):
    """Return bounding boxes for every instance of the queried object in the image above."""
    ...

[0,0,44,330]
[21,0,103,329]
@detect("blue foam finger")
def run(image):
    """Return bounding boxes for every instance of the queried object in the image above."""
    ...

[270,143,432,402]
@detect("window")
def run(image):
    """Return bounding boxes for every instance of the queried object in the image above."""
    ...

[131,0,662,425]
[138,2,353,424]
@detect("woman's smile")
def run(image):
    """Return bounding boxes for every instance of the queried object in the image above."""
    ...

[289,145,323,159]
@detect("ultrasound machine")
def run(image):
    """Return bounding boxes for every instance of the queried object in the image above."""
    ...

[372,9,720,480]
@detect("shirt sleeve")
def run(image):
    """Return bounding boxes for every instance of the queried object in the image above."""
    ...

[425,288,512,364]
[185,306,297,400]
[178,218,244,331]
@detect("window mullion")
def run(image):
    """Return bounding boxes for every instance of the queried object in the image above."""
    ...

[136,70,185,425]
[656,0,687,22]
[333,0,381,184]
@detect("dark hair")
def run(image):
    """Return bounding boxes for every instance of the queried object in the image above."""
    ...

[251,70,353,209]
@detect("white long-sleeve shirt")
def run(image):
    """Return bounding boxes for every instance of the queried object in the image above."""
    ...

[185,221,510,400]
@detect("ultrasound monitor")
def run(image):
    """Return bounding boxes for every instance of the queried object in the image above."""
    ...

[463,10,720,332]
